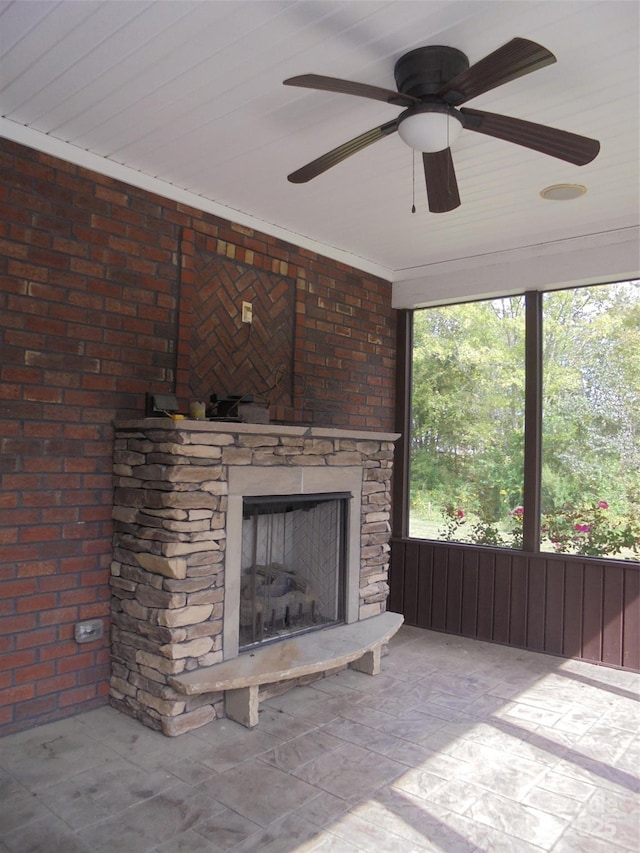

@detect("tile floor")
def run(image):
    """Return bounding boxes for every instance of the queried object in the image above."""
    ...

[1,626,638,852]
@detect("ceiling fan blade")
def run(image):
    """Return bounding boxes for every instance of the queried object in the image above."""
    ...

[288,120,399,183]
[460,108,600,165]
[284,74,419,107]
[437,38,556,106]
[423,149,461,213]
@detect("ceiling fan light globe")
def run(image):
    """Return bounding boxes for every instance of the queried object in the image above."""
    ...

[397,111,463,152]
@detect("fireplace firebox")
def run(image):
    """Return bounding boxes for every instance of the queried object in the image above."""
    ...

[240,493,348,650]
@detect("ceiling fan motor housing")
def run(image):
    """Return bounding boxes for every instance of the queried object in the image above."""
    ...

[394,46,469,98]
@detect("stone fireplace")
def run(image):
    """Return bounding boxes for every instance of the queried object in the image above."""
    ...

[110,419,399,736]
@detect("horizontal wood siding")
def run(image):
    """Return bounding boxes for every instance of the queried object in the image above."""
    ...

[389,539,640,670]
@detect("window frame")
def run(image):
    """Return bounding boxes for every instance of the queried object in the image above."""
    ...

[394,283,637,563]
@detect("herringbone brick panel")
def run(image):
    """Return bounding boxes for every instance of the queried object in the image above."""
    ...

[190,252,295,407]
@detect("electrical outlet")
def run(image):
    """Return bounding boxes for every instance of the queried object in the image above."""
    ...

[241,301,253,324]
[75,619,103,644]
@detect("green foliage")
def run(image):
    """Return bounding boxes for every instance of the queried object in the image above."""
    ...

[435,499,638,559]
[507,506,524,549]
[542,501,640,559]
[436,504,521,548]
[411,296,526,520]
[439,505,468,541]
[410,281,640,562]
[468,520,505,547]
[541,282,640,516]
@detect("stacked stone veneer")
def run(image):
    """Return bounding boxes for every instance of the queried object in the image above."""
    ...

[110,419,398,736]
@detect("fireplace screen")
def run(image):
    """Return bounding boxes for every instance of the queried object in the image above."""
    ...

[239,493,348,650]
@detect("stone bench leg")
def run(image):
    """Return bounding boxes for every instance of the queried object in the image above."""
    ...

[350,645,381,676]
[226,685,260,728]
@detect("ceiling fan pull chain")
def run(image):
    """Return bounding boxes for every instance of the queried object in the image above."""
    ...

[446,117,452,195]
[411,150,416,213]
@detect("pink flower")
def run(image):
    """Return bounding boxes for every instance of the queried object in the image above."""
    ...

[598,500,609,509]
[456,509,465,518]
[510,506,524,517]
[574,523,591,533]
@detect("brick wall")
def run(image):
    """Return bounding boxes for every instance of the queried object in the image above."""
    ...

[0,137,396,736]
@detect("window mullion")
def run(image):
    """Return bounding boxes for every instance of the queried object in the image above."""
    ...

[392,309,412,539]
[523,291,542,553]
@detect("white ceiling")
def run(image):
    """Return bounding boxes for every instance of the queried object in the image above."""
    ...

[1,0,639,285]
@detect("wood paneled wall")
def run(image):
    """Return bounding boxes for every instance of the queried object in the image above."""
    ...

[389,539,640,671]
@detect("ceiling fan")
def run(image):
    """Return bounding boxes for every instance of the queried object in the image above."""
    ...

[283,38,600,213]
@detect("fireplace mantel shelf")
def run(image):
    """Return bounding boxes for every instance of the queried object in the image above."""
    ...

[169,611,404,728]
[115,417,400,444]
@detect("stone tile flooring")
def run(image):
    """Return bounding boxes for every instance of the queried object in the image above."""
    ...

[1,626,638,852]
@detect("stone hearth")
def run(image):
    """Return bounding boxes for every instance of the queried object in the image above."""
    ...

[110,420,399,736]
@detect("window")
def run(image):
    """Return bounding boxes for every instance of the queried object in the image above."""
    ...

[540,282,640,559]
[408,281,639,561]
[409,297,525,547]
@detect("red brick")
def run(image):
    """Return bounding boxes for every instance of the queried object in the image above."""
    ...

[0,526,19,545]
[69,257,105,277]
[0,683,35,704]
[58,684,99,707]
[51,236,89,258]
[21,492,61,508]
[23,386,64,404]
[19,526,62,545]
[15,661,56,683]
[79,602,109,619]
[0,650,36,671]
[0,614,37,636]
[13,694,58,722]
[7,260,49,282]
[0,384,23,405]
[39,640,76,661]
[38,606,78,626]
[59,588,96,606]
[77,661,109,685]
[58,556,94,574]
[81,374,116,392]
[56,651,94,674]
[23,456,63,473]
[18,560,56,578]
[0,579,38,598]
[36,672,77,696]
[40,507,79,524]
[16,594,57,613]
[39,574,78,593]
[1,364,43,384]
[0,593,17,616]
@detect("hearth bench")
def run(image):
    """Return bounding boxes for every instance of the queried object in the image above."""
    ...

[169,611,404,728]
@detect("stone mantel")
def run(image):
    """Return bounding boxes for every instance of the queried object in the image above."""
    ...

[110,418,400,736]
[114,418,400,444]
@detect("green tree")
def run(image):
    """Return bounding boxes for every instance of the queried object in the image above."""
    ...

[542,282,640,514]
[410,297,525,541]
[540,281,640,557]
[409,280,639,560]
